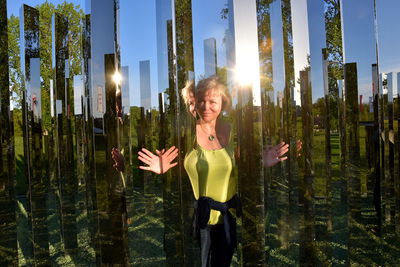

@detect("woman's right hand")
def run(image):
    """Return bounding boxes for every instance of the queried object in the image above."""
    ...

[138,146,179,174]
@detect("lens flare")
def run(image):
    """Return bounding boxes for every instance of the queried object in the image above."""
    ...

[113,71,122,85]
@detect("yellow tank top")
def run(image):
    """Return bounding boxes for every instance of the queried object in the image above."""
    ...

[183,141,236,225]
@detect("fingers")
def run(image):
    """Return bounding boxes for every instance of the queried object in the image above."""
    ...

[279,156,288,162]
[139,165,151,171]
[138,155,152,165]
[138,150,153,161]
[170,162,178,168]
[296,140,303,152]
[141,148,156,157]
[111,148,124,171]
[277,144,289,157]
[111,148,121,158]
[167,148,179,161]
[139,165,161,174]
[274,142,286,149]
[164,146,177,156]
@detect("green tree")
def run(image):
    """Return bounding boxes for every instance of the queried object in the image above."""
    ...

[216,66,227,86]
[37,2,84,130]
[324,0,343,79]
[257,0,273,92]
[324,0,343,131]
[8,15,22,107]
[8,2,84,130]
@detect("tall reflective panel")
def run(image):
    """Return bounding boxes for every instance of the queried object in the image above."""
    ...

[340,0,385,264]
[20,5,50,264]
[375,0,400,263]
[119,0,178,265]
[0,0,17,265]
[231,0,266,265]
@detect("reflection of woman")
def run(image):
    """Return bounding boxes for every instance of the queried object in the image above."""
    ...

[118,76,299,266]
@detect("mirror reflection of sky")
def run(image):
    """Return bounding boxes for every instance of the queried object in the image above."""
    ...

[341,0,376,101]
[120,0,228,108]
[341,0,400,99]
[376,0,400,96]
[8,0,400,108]
[120,0,158,108]
[192,0,227,83]
[270,0,285,103]
[291,0,326,104]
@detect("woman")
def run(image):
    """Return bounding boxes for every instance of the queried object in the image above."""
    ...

[120,76,299,266]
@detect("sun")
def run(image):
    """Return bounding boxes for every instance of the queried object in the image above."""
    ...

[113,71,122,85]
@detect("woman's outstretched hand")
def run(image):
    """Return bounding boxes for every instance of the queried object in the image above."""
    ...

[138,146,179,174]
[112,148,125,172]
[263,142,289,167]
[263,140,302,167]
[296,140,302,157]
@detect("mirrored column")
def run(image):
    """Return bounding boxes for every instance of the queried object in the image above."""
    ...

[231,0,266,265]
[0,0,17,265]
[376,0,400,246]
[89,0,128,264]
[341,0,385,264]
[20,4,50,264]
[52,12,79,256]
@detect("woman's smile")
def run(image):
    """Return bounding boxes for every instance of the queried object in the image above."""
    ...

[196,89,222,121]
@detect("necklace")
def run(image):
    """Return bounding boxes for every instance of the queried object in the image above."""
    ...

[199,124,216,141]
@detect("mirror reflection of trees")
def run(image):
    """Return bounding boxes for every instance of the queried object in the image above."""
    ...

[0,0,17,266]
[0,0,399,265]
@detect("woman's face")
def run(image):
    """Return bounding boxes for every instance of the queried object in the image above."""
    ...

[195,89,222,123]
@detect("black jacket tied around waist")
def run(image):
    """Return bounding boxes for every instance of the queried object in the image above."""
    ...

[192,194,242,246]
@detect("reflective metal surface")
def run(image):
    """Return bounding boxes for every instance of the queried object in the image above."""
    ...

[1,0,399,265]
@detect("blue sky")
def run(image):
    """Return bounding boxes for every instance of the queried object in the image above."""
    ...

[192,0,228,82]
[7,0,400,108]
[120,0,227,107]
[376,0,400,95]
[341,0,377,101]
[120,0,158,108]
[340,0,400,99]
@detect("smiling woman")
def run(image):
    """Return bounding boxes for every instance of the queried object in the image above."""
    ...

[135,75,296,266]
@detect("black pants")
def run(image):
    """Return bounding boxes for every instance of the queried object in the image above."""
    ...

[200,224,235,267]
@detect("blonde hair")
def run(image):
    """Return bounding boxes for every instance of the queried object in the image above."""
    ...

[181,80,195,107]
[181,75,231,112]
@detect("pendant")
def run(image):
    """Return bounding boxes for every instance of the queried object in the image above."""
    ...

[208,135,215,141]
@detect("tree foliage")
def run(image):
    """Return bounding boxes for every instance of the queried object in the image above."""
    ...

[324,0,343,86]
[8,2,84,130]
[257,0,274,92]
[324,0,344,131]
[8,15,22,106]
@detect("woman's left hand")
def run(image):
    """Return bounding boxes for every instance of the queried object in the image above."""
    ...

[263,140,302,167]
[296,140,302,157]
[263,142,289,167]
[112,148,125,172]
